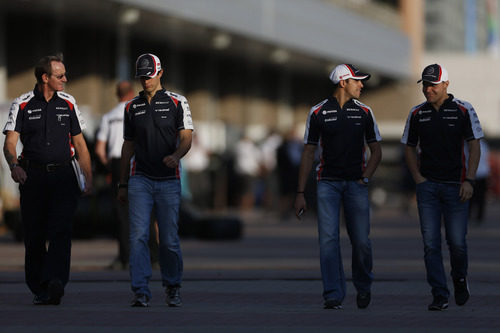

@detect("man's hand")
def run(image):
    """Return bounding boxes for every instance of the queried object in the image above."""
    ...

[415,175,427,185]
[117,187,128,204]
[294,193,307,220]
[163,155,180,168]
[459,181,474,202]
[11,165,27,184]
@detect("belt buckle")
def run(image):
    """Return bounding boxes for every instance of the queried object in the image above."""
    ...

[46,163,57,172]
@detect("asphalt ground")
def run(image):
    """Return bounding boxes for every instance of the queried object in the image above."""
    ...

[1,201,500,332]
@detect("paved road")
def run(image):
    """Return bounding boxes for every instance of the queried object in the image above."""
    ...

[1,202,500,332]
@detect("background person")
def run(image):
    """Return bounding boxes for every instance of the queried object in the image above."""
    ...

[95,81,135,269]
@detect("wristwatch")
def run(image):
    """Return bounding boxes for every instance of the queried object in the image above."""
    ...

[10,163,19,171]
[464,178,476,186]
[361,177,369,185]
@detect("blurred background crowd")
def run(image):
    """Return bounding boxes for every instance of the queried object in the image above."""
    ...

[1,0,500,240]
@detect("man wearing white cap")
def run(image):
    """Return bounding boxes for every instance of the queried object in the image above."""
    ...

[118,53,194,307]
[294,64,382,309]
[402,64,483,311]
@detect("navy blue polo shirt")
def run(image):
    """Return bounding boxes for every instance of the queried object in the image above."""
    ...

[304,96,381,181]
[3,85,86,163]
[124,89,194,180]
[401,94,484,183]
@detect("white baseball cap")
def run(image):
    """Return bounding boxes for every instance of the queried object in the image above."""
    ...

[329,64,371,84]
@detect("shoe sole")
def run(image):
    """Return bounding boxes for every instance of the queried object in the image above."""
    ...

[168,302,182,307]
[428,305,448,311]
[131,302,149,307]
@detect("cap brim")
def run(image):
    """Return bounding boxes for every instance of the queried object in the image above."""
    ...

[353,73,370,81]
[417,79,444,84]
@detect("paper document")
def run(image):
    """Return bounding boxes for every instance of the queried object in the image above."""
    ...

[71,158,86,192]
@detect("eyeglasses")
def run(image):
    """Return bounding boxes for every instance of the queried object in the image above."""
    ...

[51,73,67,80]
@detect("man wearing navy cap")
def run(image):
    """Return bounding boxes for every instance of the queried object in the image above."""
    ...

[118,53,193,307]
[402,64,483,311]
[294,64,382,309]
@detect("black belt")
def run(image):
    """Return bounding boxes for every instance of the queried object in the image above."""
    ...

[21,159,71,172]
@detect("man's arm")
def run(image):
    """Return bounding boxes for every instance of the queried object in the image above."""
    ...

[94,140,108,166]
[117,140,134,203]
[404,145,426,184]
[163,129,193,168]
[360,141,382,181]
[460,139,481,202]
[72,133,93,194]
[3,131,27,184]
[294,144,316,218]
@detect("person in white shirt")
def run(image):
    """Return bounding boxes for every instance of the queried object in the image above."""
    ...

[95,81,135,269]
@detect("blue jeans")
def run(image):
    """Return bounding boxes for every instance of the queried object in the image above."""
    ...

[317,180,373,302]
[128,175,183,298]
[416,181,469,298]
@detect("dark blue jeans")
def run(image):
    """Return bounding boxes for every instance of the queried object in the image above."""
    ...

[128,175,182,299]
[317,180,373,302]
[416,181,469,298]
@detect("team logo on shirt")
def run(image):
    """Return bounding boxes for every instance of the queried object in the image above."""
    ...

[27,108,42,114]
[322,110,337,115]
[56,113,70,122]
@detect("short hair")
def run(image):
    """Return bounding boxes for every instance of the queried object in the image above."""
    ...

[34,54,64,84]
[116,80,134,99]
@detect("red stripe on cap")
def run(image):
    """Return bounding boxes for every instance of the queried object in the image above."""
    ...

[438,66,442,82]
[151,54,158,76]
[345,65,356,76]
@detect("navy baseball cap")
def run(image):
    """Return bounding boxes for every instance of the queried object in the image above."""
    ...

[417,64,449,84]
[135,53,162,78]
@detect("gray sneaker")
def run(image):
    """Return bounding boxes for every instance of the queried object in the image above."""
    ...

[166,286,182,307]
[131,294,149,307]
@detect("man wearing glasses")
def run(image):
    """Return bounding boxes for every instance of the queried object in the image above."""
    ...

[3,54,92,305]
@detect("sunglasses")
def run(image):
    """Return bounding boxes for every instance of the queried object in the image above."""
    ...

[51,73,67,80]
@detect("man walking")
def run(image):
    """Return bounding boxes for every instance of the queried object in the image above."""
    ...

[294,64,382,309]
[3,54,92,305]
[118,53,193,307]
[401,64,483,311]
[95,81,135,269]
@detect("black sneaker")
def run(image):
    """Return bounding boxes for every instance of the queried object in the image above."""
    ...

[357,292,371,309]
[324,299,343,309]
[166,286,182,307]
[47,279,64,305]
[454,278,470,306]
[428,296,449,311]
[131,294,149,307]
